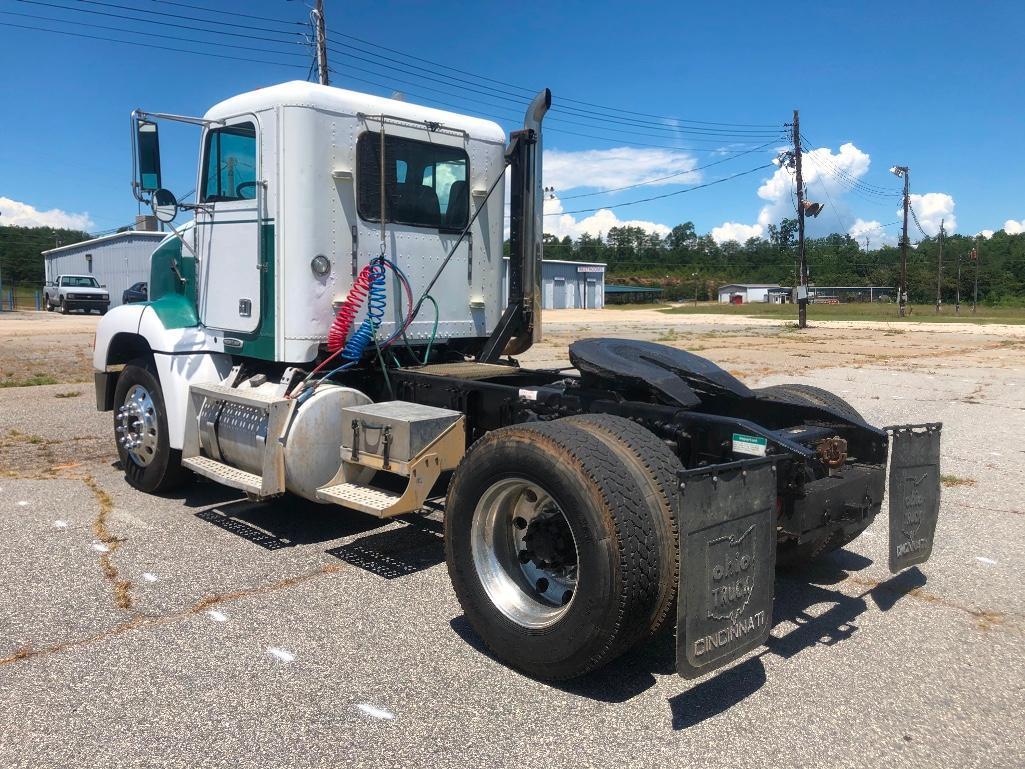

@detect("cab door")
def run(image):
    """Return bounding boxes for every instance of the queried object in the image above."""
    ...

[196,118,262,334]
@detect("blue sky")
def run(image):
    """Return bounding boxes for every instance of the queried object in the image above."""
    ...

[1,0,1023,244]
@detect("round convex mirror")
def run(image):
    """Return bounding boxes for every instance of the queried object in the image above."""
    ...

[151,188,178,224]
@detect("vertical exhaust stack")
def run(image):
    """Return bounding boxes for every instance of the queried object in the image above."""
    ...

[502,88,551,356]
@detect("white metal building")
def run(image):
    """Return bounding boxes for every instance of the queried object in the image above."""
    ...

[43,230,166,308]
[503,257,605,309]
[717,283,782,303]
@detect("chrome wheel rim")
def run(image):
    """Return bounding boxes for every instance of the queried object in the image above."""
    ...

[117,384,158,467]
[470,477,579,629]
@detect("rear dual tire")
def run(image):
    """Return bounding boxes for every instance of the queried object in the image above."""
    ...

[445,417,679,681]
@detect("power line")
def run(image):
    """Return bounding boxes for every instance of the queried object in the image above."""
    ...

[41,0,306,38]
[16,0,310,49]
[324,30,779,129]
[546,163,773,217]
[1,9,310,57]
[558,142,777,200]
[0,20,311,69]
[151,0,306,27]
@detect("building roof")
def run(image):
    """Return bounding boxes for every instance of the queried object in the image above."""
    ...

[605,285,663,294]
[42,230,167,257]
[717,283,781,291]
[503,257,606,267]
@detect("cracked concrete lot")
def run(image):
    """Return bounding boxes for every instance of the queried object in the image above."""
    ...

[1,309,1023,768]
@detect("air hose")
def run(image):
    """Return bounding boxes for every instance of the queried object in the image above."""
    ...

[339,259,386,361]
[327,258,385,354]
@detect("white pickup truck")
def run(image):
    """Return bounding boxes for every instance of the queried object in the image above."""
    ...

[44,275,110,315]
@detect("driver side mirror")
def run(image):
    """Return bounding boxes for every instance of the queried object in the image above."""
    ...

[135,118,162,194]
[151,188,178,224]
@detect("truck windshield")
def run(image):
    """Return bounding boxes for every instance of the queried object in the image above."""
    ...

[62,276,99,287]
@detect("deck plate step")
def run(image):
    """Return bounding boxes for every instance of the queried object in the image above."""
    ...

[189,382,286,408]
[183,456,263,495]
[316,482,402,514]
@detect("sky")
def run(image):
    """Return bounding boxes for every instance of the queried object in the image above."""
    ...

[1,0,1023,246]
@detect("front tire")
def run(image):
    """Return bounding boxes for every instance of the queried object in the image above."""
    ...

[113,358,191,494]
[445,420,662,681]
[59,298,68,314]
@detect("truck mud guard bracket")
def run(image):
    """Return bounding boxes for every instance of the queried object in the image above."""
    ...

[884,423,942,573]
[676,456,778,679]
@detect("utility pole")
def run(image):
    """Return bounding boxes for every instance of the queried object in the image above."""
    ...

[972,240,980,313]
[314,0,329,86]
[891,165,910,317]
[935,218,944,313]
[793,110,807,328]
[955,251,961,314]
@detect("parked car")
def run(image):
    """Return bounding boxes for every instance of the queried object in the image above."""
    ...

[122,281,148,304]
[44,275,110,314]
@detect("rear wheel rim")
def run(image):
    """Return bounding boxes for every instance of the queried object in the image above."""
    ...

[470,477,579,629]
[117,384,158,467]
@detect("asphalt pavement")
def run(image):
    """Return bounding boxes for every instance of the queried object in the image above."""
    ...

[0,341,1022,768]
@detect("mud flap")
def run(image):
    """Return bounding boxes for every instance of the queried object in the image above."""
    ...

[676,457,777,679]
[886,423,942,574]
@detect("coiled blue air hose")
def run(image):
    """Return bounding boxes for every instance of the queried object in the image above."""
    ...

[340,258,386,362]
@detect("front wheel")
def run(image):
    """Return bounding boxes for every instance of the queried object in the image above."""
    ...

[113,358,191,494]
[445,420,662,681]
[59,298,68,314]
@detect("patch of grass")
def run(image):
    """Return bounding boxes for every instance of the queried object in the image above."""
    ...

[0,373,58,388]
[941,474,976,488]
[660,302,1025,324]
[54,390,81,398]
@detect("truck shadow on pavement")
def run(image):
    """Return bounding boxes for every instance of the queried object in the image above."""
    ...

[183,481,447,577]
[454,548,928,730]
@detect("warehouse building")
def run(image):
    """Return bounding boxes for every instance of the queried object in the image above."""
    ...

[717,283,783,304]
[503,257,605,309]
[43,228,166,308]
[605,285,664,305]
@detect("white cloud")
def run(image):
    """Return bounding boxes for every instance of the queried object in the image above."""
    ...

[1003,218,1025,235]
[710,142,960,246]
[0,196,94,230]
[543,147,700,194]
[978,229,995,239]
[711,221,763,243]
[848,218,897,249]
[711,142,872,243]
[542,195,671,240]
[905,193,956,236]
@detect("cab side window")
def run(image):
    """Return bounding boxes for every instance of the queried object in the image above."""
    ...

[200,122,257,203]
[357,132,469,231]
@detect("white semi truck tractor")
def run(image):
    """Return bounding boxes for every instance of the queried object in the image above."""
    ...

[94,81,942,681]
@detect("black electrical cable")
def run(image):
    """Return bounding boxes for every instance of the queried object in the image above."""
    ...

[546,163,773,216]
[0,21,310,69]
[558,141,777,200]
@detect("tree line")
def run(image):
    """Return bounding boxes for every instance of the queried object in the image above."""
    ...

[0,225,94,284]
[4,219,1025,306]
[540,219,1025,305]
